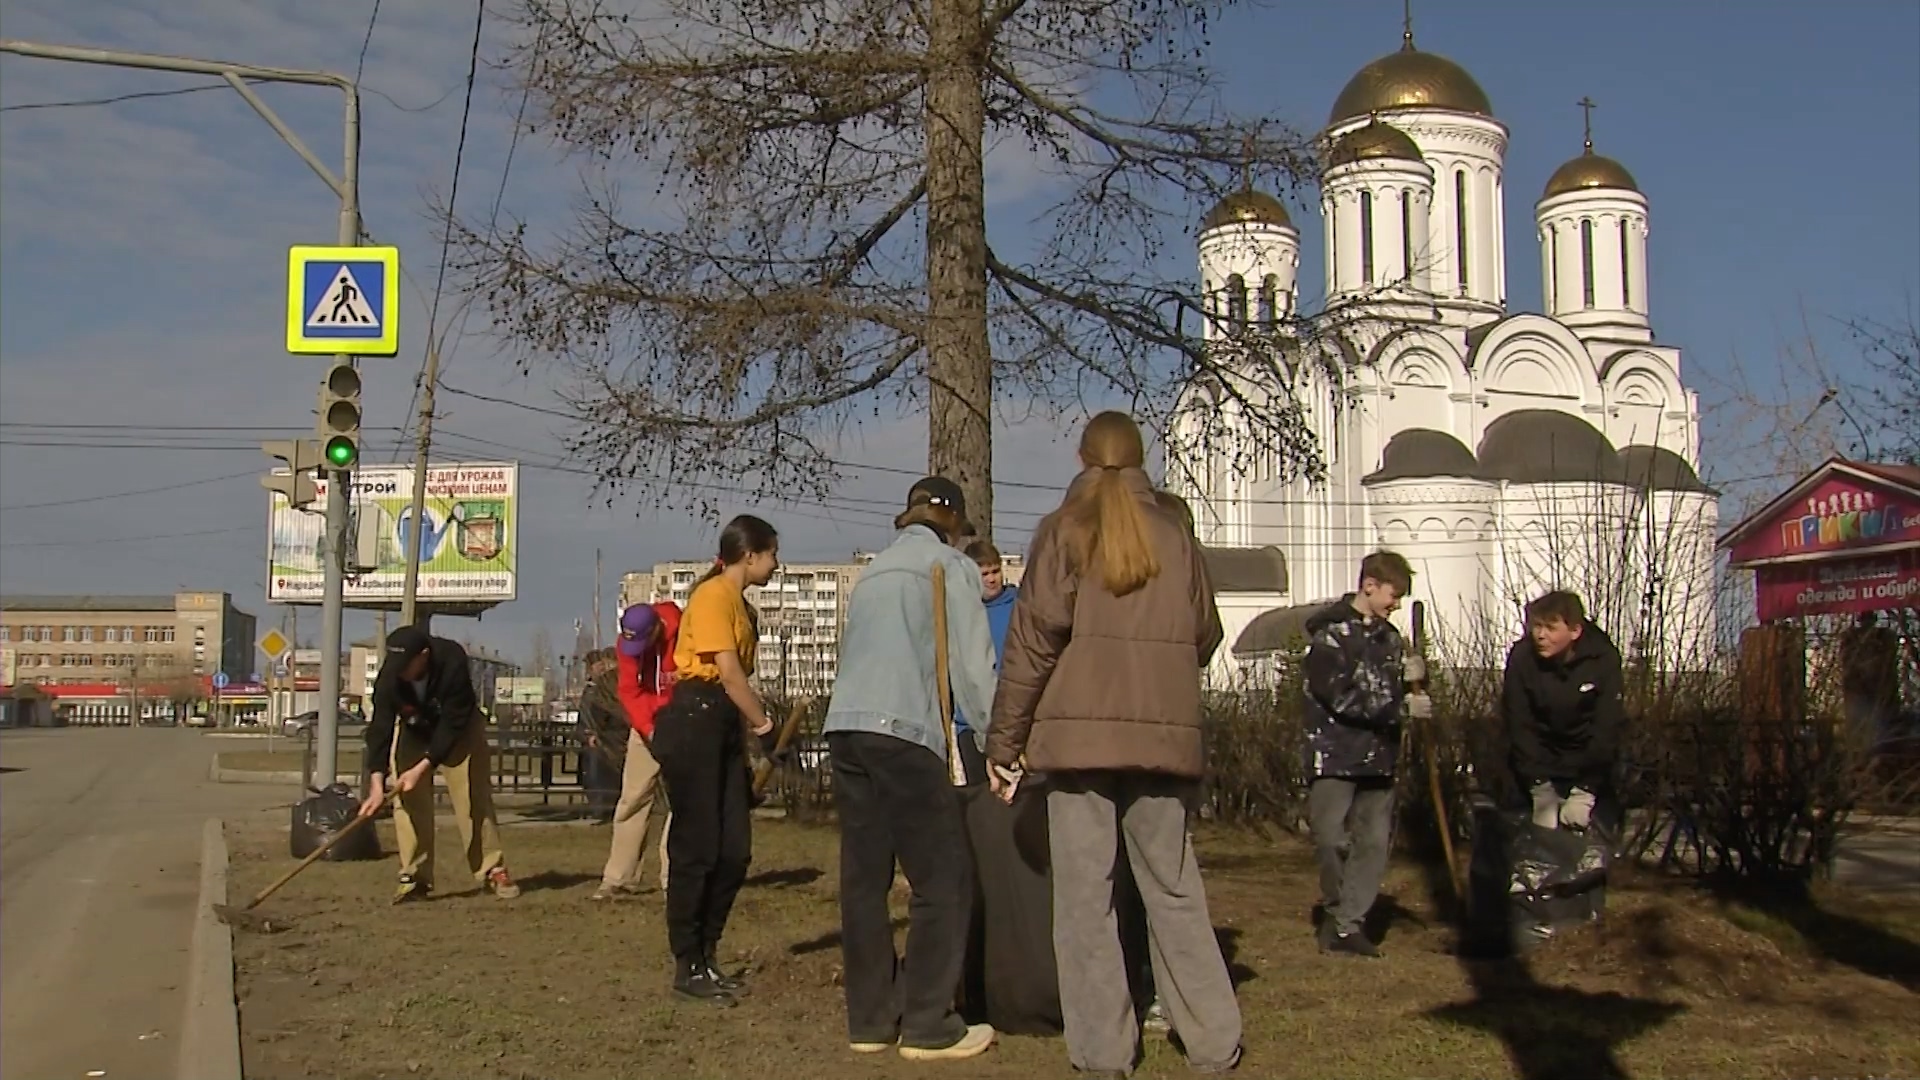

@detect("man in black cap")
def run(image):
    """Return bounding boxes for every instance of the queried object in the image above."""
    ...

[819,477,1002,1060]
[360,626,520,902]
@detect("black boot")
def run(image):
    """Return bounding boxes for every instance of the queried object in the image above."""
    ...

[704,948,748,995]
[673,955,736,1006]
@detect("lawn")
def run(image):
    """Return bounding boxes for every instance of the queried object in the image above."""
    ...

[227,817,1920,1080]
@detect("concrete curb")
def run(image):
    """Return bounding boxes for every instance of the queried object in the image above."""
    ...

[209,764,355,786]
[179,819,244,1080]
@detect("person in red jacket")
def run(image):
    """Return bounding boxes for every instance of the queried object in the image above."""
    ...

[592,601,681,901]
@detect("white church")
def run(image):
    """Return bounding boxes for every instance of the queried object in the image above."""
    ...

[1166,26,1720,681]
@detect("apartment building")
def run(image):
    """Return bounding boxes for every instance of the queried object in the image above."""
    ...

[0,591,257,687]
[618,549,1025,697]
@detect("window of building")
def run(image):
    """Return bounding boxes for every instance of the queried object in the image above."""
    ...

[1619,219,1631,308]
[1454,170,1470,291]
[1225,274,1248,325]
[63,627,78,643]
[1359,190,1375,286]
[1400,191,1414,284]
[161,628,176,644]
[1580,218,1596,309]
[80,627,94,643]
[145,627,160,643]
[122,626,135,643]
[103,627,117,643]
[1255,277,1275,325]
[1548,226,1559,309]
[0,626,9,643]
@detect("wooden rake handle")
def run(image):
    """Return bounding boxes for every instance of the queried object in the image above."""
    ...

[242,789,395,911]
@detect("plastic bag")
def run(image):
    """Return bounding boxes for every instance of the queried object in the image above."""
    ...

[289,783,381,861]
[1465,804,1610,956]
[1508,820,1609,897]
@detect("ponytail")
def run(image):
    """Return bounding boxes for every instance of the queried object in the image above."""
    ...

[1063,412,1160,596]
[698,514,779,586]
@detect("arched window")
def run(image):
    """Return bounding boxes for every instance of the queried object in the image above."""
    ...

[1400,190,1414,284]
[1226,274,1248,326]
[1547,225,1560,309]
[1454,169,1470,291]
[1619,219,1632,309]
[1256,276,1277,325]
[1580,218,1596,309]
[1359,190,1375,286]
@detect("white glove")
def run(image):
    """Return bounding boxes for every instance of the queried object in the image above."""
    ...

[1406,692,1433,721]
[1402,653,1428,686]
[1561,786,1595,830]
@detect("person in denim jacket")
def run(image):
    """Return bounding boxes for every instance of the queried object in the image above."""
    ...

[823,476,1000,1062]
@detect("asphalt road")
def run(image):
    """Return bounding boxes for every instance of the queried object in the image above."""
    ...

[0,727,290,1080]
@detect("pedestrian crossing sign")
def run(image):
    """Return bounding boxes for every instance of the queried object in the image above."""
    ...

[285,245,400,356]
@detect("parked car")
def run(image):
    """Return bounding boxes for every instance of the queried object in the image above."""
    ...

[283,710,320,737]
[185,714,213,728]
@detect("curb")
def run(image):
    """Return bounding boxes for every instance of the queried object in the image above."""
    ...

[179,819,244,1080]
[210,765,356,786]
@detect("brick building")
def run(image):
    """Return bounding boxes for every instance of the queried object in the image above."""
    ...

[0,592,258,688]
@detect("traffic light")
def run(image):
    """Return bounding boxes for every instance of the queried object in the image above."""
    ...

[261,439,324,512]
[317,360,362,471]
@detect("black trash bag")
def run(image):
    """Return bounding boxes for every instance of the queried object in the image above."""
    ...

[290,783,381,861]
[1465,805,1610,957]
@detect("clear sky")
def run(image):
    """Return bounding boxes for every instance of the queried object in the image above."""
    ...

[2,0,1915,662]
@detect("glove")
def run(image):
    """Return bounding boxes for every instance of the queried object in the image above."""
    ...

[1405,692,1433,721]
[1402,653,1428,686]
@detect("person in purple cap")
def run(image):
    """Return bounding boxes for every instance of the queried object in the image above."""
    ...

[593,601,680,901]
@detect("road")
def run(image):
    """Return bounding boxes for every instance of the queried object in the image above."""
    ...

[0,727,291,1080]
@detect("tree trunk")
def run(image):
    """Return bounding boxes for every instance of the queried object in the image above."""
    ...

[923,0,994,540]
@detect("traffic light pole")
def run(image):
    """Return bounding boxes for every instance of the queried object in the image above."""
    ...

[0,39,362,792]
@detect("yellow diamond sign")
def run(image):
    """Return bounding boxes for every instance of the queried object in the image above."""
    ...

[258,629,291,662]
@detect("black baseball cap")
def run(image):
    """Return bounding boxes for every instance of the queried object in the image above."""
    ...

[898,475,974,537]
[385,626,431,662]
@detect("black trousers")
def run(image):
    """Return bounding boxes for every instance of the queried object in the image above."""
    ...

[653,680,752,962]
[828,731,971,1049]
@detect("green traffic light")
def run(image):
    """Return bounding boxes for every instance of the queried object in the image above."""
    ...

[325,436,358,469]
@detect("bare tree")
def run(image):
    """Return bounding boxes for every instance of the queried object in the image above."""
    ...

[1848,310,1919,465]
[528,626,555,688]
[455,0,1333,535]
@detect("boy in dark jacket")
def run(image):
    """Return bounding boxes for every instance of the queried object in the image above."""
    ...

[1503,591,1624,831]
[360,627,519,902]
[1301,551,1430,958]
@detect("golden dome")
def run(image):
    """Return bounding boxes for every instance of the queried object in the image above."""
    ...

[1327,120,1424,168]
[1542,149,1640,199]
[1201,188,1293,232]
[1329,43,1493,126]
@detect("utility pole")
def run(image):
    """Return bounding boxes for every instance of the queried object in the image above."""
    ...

[593,548,603,653]
[398,338,442,631]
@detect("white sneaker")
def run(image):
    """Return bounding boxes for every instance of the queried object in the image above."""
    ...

[898,1024,995,1061]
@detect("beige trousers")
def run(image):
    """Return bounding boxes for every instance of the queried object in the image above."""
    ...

[392,720,506,883]
[601,729,672,890]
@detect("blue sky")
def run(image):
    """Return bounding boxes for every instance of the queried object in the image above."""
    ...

[2,0,1915,662]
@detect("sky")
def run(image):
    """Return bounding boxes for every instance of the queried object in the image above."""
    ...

[2,0,1916,665]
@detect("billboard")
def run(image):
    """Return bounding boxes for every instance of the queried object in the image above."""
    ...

[496,676,547,705]
[269,461,518,604]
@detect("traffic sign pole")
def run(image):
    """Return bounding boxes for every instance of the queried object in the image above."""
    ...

[315,179,362,795]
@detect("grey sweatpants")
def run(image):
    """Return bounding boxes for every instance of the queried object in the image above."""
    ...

[1307,777,1394,937]
[1049,772,1242,1074]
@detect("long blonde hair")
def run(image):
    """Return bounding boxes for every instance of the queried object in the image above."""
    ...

[1061,411,1160,596]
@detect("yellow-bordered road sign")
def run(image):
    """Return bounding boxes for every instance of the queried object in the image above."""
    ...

[286,245,400,356]
[258,628,292,662]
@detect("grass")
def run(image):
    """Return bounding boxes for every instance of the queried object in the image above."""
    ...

[227,818,1920,1080]
[218,748,364,774]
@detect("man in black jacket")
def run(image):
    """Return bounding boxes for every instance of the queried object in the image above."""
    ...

[1300,551,1432,958]
[1503,591,1624,832]
[360,626,520,902]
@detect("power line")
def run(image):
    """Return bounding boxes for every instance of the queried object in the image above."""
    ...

[400,0,486,466]
[0,78,450,115]
[354,0,384,88]
[0,525,255,550]
[0,470,259,512]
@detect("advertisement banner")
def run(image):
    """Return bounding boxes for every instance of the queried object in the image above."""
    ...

[496,676,547,705]
[1728,473,1919,565]
[268,462,518,604]
[1755,548,1920,622]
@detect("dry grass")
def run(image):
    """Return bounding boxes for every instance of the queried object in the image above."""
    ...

[228,818,1920,1080]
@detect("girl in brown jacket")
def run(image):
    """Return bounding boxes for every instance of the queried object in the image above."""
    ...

[984,411,1243,1078]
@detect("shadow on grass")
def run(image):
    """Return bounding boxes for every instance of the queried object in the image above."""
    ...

[1710,876,1920,993]
[515,870,600,893]
[746,866,825,889]
[790,916,909,956]
[1416,806,1685,1080]
[1213,926,1259,988]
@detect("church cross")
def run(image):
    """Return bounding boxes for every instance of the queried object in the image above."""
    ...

[1240,132,1256,191]
[1402,0,1415,49]
[1577,96,1598,153]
